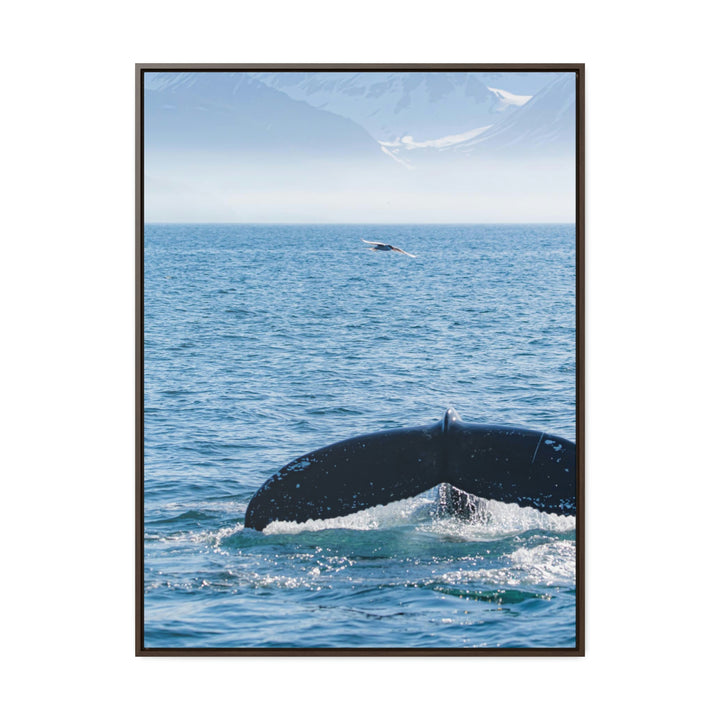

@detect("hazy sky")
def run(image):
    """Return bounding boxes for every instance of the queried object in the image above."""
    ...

[144,71,576,223]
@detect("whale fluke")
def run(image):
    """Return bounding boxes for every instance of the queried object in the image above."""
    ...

[244,409,576,531]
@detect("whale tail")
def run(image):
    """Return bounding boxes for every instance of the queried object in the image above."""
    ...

[244,408,576,531]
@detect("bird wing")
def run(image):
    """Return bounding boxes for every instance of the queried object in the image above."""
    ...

[392,246,416,258]
[361,239,383,246]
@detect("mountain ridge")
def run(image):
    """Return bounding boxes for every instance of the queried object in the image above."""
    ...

[249,71,548,143]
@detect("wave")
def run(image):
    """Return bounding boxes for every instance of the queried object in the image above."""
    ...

[261,491,575,539]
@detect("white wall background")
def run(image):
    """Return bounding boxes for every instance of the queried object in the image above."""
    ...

[3,1,718,717]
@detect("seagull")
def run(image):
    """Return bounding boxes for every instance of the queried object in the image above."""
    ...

[361,238,416,258]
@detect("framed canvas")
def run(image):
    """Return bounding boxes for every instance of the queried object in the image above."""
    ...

[136,63,584,655]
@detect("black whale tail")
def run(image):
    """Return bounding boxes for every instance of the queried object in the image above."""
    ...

[244,408,576,532]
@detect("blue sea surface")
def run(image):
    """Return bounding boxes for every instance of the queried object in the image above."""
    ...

[144,224,576,649]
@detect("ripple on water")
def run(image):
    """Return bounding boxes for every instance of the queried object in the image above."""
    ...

[144,223,577,648]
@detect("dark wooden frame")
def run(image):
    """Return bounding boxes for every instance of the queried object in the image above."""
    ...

[136,63,585,656]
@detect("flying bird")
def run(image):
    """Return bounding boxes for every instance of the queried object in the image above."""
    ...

[361,238,416,258]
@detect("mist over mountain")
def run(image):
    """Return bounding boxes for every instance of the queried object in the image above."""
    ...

[145,72,388,165]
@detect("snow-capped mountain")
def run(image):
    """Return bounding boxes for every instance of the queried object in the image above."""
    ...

[249,72,538,143]
[453,72,576,155]
[375,72,576,168]
[145,70,575,170]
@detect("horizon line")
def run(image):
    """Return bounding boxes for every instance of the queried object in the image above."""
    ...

[143,221,576,226]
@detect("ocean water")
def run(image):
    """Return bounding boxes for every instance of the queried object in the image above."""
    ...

[143,223,577,649]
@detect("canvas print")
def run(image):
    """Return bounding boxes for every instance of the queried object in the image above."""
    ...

[139,66,582,652]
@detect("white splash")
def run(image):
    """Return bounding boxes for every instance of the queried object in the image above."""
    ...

[436,540,576,588]
[263,494,435,534]
[261,491,574,538]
